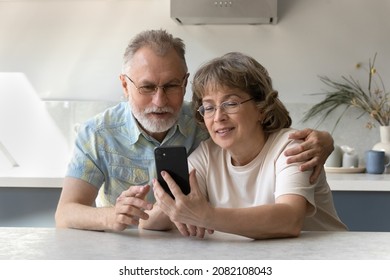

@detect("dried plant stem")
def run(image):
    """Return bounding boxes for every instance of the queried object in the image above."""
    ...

[302,55,390,130]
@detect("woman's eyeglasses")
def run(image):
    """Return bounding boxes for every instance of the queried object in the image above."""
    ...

[197,98,255,118]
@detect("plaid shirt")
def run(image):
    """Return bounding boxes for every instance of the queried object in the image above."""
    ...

[66,101,208,206]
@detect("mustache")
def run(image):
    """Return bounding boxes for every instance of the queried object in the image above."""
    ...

[144,106,174,114]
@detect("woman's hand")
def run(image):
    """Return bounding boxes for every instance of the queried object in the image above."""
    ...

[138,202,174,231]
[153,170,214,238]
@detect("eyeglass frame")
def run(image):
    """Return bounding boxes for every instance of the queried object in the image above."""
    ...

[123,73,188,96]
[197,97,255,118]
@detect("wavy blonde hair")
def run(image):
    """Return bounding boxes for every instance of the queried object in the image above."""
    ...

[191,52,291,134]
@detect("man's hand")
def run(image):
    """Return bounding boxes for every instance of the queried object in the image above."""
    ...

[285,128,334,184]
[113,185,153,231]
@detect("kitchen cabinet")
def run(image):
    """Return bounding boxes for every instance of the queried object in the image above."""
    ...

[0,178,62,227]
[0,187,61,227]
[327,173,390,232]
[332,191,390,231]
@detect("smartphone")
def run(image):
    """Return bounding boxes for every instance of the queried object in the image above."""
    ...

[154,146,190,199]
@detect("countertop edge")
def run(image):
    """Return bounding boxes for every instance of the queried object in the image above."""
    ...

[327,173,390,191]
[0,177,63,188]
[1,173,389,191]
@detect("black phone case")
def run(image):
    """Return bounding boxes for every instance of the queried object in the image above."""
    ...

[154,146,190,199]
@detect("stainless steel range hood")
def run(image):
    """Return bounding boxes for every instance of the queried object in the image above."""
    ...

[171,0,277,25]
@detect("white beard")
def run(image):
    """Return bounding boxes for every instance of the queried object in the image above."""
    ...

[130,102,180,133]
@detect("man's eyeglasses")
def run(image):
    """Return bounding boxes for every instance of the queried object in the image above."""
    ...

[123,74,188,96]
[197,98,255,118]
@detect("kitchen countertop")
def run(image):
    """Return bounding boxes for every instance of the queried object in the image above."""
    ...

[1,227,390,260]
[1,173,389,191]
[0,166,64,188]
[326,173,390,191]
[0,176,63,188]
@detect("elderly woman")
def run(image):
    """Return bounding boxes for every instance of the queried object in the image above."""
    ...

[141,52,347,239]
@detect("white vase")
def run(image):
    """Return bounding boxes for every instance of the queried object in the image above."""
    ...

[372,126,390,173]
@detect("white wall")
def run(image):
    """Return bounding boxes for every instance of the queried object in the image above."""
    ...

[0,0,389,172]
[0,73,70,175]
[1,0,389,102]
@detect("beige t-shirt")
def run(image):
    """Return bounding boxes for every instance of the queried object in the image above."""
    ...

[188,128,347,231]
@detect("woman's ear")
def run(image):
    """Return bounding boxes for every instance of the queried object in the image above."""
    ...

[258,111,265,124]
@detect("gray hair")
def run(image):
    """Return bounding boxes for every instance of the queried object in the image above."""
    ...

[122,29,187,74]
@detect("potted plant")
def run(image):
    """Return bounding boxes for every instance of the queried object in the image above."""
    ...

[302,53,390,169]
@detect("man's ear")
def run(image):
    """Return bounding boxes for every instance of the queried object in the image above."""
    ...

[184,73,190,87]
[119,75,129,99]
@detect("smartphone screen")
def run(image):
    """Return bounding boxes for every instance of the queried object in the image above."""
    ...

[154,146,190,199]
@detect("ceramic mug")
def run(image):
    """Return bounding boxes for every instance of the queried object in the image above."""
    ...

[342,152,359,168]
[365,150,390,174]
